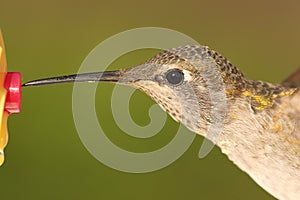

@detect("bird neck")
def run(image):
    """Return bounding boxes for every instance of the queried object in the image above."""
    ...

[205,46,297,110]
[241,79,296,110]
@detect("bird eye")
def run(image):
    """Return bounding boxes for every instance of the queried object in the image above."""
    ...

[166,69,184,85]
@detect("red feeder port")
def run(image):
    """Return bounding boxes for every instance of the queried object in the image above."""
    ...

[4,72,21,114]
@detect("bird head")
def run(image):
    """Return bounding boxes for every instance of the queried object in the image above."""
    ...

[23,45,245,135]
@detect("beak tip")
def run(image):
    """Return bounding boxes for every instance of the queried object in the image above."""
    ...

[21,81,39,87]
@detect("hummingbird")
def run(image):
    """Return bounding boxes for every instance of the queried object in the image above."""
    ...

[23,45,300,200]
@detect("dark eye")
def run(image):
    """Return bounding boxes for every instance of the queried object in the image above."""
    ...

[166,69,184,85]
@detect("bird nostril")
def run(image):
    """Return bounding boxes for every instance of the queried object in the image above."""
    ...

[154,75,164,84]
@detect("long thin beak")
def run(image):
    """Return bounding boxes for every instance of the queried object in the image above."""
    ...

[22,71,122,87]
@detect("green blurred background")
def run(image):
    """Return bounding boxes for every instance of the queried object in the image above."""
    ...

[1,0,300,199]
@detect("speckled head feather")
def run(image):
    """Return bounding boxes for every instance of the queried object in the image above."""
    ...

[147,45,245,85]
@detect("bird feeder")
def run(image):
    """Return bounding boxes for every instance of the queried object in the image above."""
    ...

[0,30,22,166]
